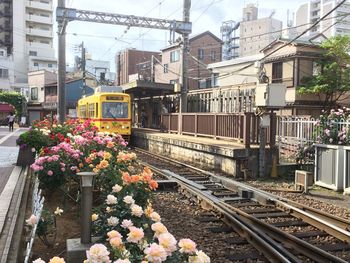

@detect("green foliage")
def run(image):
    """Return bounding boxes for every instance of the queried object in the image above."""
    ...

[0,92,26,116]
[298,35,350,108]
[16,129,51,152]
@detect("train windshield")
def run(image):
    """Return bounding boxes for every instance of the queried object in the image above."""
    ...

[102,102,128,119]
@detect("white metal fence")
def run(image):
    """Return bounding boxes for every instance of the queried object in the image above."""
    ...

[24,177,44,263]
[277,116,350,163]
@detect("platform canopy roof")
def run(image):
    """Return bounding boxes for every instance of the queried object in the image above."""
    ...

[122,80,175,98]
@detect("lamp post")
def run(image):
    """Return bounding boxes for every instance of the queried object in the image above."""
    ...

[77,171,96,244]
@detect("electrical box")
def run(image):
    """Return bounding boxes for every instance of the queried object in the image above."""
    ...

[255,83,286,108]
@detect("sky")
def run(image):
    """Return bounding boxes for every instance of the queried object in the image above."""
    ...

[53,0,307,71]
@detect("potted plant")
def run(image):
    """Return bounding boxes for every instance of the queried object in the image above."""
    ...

[314,108,350,191]
[16,128,50,166]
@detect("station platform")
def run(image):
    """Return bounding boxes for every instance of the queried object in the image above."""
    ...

[131,128,273,178]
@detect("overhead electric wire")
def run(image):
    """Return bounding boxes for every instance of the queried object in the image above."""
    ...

[207,0,348,83]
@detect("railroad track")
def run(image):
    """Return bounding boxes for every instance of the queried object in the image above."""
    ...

[134,147,350,262]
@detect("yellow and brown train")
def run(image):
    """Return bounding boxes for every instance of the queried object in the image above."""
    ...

[77,86,131,139]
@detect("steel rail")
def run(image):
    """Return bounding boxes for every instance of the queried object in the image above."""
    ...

[145,164,298,263]
[135,148,350,262]
[215,177,350,243]
[134,147,350,237]
[160,168,347,263]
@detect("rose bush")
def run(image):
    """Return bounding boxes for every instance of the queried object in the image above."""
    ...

[29,119,210,262]
[315,108,350,145]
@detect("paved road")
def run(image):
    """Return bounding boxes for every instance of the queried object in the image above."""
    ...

[0,127,27,193]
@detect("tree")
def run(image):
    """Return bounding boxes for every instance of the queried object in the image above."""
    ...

[0,92,26,116]
[298,35,350,109]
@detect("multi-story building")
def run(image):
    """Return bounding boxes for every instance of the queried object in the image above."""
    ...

[295,0,350,37]
[239,4,282,57]
[0,0,57,90]
[0,0,12,55]
[0,47,15,92]
[154,31,222,90]
[115,49,159,86]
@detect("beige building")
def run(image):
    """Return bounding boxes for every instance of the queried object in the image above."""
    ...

[208,39,327,115]
[155,31,222,90]
[239,4,282,57]
[27,69,57,123]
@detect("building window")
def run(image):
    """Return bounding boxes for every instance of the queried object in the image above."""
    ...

[210,51,216,61]
[31,87,38,100]
[0,68,9,78]
[29,51,37,56]
[48,63,53,68]
[0,51,4,56]
[212,73,219,87]
[34,62,39,67]
[272,62,283,83]
[163,63,168,73]
[100,72,105,80]
[198,49,204,60]
[170,50,180,62]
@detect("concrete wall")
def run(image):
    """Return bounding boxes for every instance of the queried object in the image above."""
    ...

[132,130,274,178]
[239,17,282,57]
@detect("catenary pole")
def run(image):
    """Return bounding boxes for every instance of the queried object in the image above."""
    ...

[180,0,191,113]
[57,0,66,123]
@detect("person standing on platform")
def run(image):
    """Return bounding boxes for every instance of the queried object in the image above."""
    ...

[7,112,15,132]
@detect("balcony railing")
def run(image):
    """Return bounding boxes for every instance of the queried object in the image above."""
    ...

[26,14,52,24]
[26,0,52,11]
[26,28,52,38]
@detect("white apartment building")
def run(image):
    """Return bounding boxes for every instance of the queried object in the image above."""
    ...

[296,0,350,37]
[0,47,15,92]
[239,4,282,57]
[12,0,57,85]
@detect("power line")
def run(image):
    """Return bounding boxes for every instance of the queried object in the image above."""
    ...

[210,0,348,83]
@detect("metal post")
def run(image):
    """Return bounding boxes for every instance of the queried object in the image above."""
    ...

[180,0,191,113]
[78,172,95,244]
[81,42,86,95]
[259,124,266,178]
[57,0,66,123]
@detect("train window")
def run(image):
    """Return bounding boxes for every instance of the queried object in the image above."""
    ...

[102,102,128,118]
[88,103,95,117]
[80,105,87,118]
[96,103,98,117]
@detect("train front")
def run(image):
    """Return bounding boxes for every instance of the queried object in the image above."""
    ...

[99,94,131,140]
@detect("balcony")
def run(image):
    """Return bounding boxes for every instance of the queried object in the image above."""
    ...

[26,28,52,38]
[26,0,52,11]
[26,14,52,24]
[42,101,57,109]
[27,41,53,49]
[44,95,57,102]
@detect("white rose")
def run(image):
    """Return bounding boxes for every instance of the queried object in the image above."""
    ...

[131,204,143,217]
[106,194,117,205]
[112,184,123,193]
[123,195,135,205]
[107,216,119,226]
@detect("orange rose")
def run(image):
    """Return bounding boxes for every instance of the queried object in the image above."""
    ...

[149,180,158,190]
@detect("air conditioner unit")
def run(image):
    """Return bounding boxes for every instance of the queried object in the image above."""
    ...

[255,83,286,108]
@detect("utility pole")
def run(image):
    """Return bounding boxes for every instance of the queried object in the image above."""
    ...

[180,0,191,113]
[57,0,66,123]
[80,41,86,95]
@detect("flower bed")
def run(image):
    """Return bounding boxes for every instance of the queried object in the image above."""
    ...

[25,119,210,262]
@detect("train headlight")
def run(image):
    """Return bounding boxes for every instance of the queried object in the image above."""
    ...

[122,125,125,129]
[106,125,110,129]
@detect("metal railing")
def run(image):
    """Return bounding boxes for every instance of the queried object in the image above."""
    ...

[161,112,276,148]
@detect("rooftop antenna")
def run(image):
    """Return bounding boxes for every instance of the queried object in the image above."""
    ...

[269,9,275,18]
